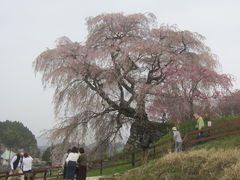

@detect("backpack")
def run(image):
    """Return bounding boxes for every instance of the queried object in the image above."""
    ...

[140,134,151,149]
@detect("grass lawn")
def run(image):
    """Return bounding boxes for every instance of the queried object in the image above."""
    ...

[87,162,141,177]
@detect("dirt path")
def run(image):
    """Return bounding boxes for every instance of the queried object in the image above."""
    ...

[86,176,102,180]
[86,176,116,180]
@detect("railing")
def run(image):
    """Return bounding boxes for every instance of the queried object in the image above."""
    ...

[87,138,172,175]
[0,139,172,179]
[0,166,62,180]
[90,119,240,176]
[183,119,240,147]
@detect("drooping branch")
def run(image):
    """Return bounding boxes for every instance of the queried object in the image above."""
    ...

[33,13,229,150]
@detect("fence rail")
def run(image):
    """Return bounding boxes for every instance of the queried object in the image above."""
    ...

[183,119,240,146]
[0,166,62,180]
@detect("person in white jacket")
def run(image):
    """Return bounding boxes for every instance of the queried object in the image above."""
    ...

[65,147,80,180]
[172,127,183,152]
[22,153,33,180]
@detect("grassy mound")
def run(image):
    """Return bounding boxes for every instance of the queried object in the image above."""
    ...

[120,149,240,180]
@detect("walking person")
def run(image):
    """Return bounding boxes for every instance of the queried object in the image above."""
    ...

[9,148,25,180]
[139,132,152,164]
[172,127,182,152]
[194,113,205,143]
[62,149,71,180]
[65,147,79,180]
[22,153,33,180]
[76,148,87,180]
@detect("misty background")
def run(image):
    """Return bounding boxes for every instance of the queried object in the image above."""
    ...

[0,0,240,146]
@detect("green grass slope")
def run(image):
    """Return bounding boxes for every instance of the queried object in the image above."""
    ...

[120,116,240,180]
[120,149,240,180]
[88,116,240,177]
[156,116,240,144]
[154,116,240,152]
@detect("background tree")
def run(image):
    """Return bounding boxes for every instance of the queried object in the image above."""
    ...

[218,90,240,117]
[42,147,51,162]
[0,120,39,156]
[34,13,229,149]
[148,65,232,122]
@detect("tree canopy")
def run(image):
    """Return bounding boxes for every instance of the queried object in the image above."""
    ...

[42,147,51,162]
[34,13,232,147]
[218,90,240,117]
[0,120,39,156]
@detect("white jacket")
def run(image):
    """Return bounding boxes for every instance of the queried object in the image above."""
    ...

[22,156,33,171]
[173,130,182,142]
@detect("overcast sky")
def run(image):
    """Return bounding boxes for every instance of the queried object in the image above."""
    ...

[0,0,240,145]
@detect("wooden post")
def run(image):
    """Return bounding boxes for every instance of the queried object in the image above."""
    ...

[100,160,103,176]
[43,170,47,180]
[153,146,156,159]
[131,152,135,167]
[32,172,36,180]
[5,172,8,180]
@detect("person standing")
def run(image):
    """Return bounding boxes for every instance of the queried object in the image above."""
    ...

[65,147,79,180]
[62,149,71,180]
[22,153,33,180]
[76,148,87,180]
[194,113,205,142]
[9,148,25,180]
[139,132,152,164]
[172,127,182,152]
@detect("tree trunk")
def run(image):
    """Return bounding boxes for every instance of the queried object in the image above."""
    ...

[124,89,172,150]
[189,100,194,119]
[124,119,172,150]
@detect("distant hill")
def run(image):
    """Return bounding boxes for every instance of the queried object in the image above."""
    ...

[0,120,39,156]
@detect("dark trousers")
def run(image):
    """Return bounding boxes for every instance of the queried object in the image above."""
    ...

[66,161,77,180]
[63,163,67,179]
[76,165,87,180]
[23,170,32,180]
[197,131,204,144]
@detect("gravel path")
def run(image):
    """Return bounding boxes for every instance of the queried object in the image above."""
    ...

[86,176,102,180]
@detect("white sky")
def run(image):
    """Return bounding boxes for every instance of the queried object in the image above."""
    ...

[0,0,240,144]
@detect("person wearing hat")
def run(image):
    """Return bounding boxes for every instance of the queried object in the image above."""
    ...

[172,127,182,152]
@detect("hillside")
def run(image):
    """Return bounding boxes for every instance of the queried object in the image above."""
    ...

[88,116,240,178]
[0,120,39,156]
[155,116,240,148]
[117,117,240,180]
[119,149,240,180]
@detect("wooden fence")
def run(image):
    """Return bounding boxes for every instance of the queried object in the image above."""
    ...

[183,119,240,146]
[0,138,172,179]
[87,138,172,175]
[0,166,62,180]
[1,119,240,179]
